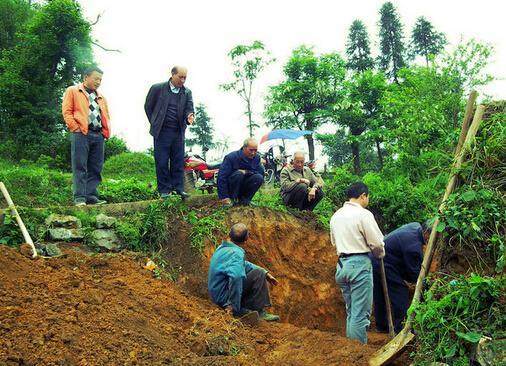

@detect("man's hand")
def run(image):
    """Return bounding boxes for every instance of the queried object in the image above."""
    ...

[221,198,232,205]
[187,113,195,125]
[224,305,233,316]
[297,178,310,185]
[308,187,316,201]
[238,169,247,174]
[266,272,279,286]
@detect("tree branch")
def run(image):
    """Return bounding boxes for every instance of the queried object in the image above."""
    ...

[90,13,103,26]
[91,41,121,53]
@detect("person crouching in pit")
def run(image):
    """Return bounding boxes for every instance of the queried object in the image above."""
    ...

[208,223,280,323]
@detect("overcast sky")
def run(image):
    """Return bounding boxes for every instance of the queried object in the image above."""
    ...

[81,0,505,161]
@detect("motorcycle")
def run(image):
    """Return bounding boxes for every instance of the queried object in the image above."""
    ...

[184,153,221,193]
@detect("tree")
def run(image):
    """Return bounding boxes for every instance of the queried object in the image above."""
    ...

[0,0,94,161]
[378,1,406,82]
[187,103,215,159]
[346,19,374,72]
[220,40,274,137]
[0,0,32,52]
[410,16,447,66]
[264,46,347,160]
[317,130,351,167]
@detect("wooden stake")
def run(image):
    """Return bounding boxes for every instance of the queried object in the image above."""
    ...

[379,258,395,338]
[0,182,37,258]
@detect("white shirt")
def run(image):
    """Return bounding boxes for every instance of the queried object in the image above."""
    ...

[330,201,385,258]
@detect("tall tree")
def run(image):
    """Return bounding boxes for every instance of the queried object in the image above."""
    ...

[187,103,215,159]
[410,16,447,66]
[378,1,406,82]
[0,0,94,161]
[220,40,274,137]
[0,0,32,52]
[346,19,374,72]
[264,46,346,160]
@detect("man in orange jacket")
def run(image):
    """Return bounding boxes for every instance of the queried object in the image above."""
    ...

[62,66,110,206]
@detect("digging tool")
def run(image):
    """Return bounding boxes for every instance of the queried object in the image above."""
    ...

[368,104,486,366]
[379,258,395,338]
[0,182,37,258]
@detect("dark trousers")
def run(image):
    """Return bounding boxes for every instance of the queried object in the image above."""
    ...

[71,131,104,204]
[154,126,185,193]
[241,268,271,312]
[283,183,324,211]
[373,272,409,333]
[228,171,264,204]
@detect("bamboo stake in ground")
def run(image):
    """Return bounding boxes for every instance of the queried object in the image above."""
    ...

[0,182,37,258]
[369,104,486,366]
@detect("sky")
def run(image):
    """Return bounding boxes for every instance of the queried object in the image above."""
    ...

[81,0,506,162]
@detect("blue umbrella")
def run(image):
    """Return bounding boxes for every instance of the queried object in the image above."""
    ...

[259,129,313,144]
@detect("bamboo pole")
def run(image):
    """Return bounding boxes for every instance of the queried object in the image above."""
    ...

[0,182,37,258]
[380,258,395,338]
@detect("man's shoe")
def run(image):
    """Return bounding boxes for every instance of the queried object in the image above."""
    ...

[239,311,260,326]
[174,190,190,200]
[160,193,171,199]
[259,310,280,322]
[74,202,86,207]
[87,197,107,205]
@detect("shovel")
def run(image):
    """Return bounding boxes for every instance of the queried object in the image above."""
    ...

[368,101,485,366]
[379,258,395,338]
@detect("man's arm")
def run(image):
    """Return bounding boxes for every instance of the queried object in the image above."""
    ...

[362,211,385,258]
[224,252,247,316]
[402,239,424,283]
[185,89,194,123]
[144,85,157,122]
[62,87,80,132]
[280,168,298,193]
[217,155,233,199]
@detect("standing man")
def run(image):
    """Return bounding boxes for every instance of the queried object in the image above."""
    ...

[330,182,385,344]
[62,66,110,206]
[208,223,280,322]
[371,221,430,333]
[280,151,324,211]
[217,138,264,207]
[144,66,194,199]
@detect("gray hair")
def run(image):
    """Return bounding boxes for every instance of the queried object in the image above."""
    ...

[229,223,248,243]
[242,138,258,148]
[293,151,305,160]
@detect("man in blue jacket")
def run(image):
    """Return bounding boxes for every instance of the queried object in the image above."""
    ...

[371,221,430,333]
[217,138,264,206]
[208,223,279,322]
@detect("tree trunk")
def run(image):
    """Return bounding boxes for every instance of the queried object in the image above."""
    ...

[375,138,384,168]
[351,141,361,175]
[246,98,253,137]
[307,134,315,161]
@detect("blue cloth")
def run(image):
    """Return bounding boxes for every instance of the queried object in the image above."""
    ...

[217,150,265,199]
[163,89,180,129]
[371,222,424,333]
[264,129,312,141]
[208,241,265,315]
[153,125,185,193]
[335,254,373,344]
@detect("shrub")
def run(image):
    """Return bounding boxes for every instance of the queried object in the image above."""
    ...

[104,136,130,161]
[100,178,157,203]
[102,152,155,181]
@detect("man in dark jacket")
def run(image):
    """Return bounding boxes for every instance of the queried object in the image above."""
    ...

[371,221,430,333]
[208,223,279,322]
[217,138,265,206]
[144,66,194,199]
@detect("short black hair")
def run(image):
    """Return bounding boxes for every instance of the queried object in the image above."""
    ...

[229,223,248,243]
[171,66,178,75]
[421,219,433,233]
[83,66,103,78]
[346,182,369,199]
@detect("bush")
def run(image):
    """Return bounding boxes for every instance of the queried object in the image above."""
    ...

[100,178,157,203]
[104,136,130,161]
[102,152,155,181]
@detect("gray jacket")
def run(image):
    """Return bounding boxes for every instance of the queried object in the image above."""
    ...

[144,80,194,138]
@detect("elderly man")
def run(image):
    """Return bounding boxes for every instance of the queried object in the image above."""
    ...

[217,138,264,207]
[208,223,280,322]
[280,151,324,211]
[371,221,430,333]
[330,182,385,344]
[144,66,194,199]
[62,66,110,206]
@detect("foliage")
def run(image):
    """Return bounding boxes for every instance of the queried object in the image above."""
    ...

[104,136,130,161]
[345,19,374,72]
[0,0,94,161]
[102,152,156,181]
[316,130,352,167]
[100,178,157,203]
[0,0,32,52]
[220,40,274,137]
[410,16,447,66]
[264,46,347,160]
[412,274,506,365]
[187,103,215,159]
[378,1,406,82]
[185,208,226,252]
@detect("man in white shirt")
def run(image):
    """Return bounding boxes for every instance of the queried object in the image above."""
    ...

[330,182,385,344]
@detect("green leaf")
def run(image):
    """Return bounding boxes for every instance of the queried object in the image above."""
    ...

[456,331,482,343]
[436,221,446,232]
[461,190,476,202]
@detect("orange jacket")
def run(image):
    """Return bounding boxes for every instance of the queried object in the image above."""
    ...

[62,83,111,138]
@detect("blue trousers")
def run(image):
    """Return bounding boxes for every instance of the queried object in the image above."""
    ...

[228,171,264,204]
[71,131,104,204]
[373,271,409,333]
[154,126,185,193]
[335,255,373,344]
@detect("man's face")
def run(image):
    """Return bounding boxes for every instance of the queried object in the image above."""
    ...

[292,155,305,171]
[84,71,102,90]
[171,68,187,88]
[360,193,370,208]
[243,142,258,159]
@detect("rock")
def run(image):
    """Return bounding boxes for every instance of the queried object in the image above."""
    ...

[45,214,81,229]
[44,243,62,257]
[92,229,120,251]
[48,228,84,241]
[476,337,506,366]
[96,213,116,229]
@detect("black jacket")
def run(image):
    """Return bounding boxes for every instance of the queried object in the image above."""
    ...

[144,81,194,138]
